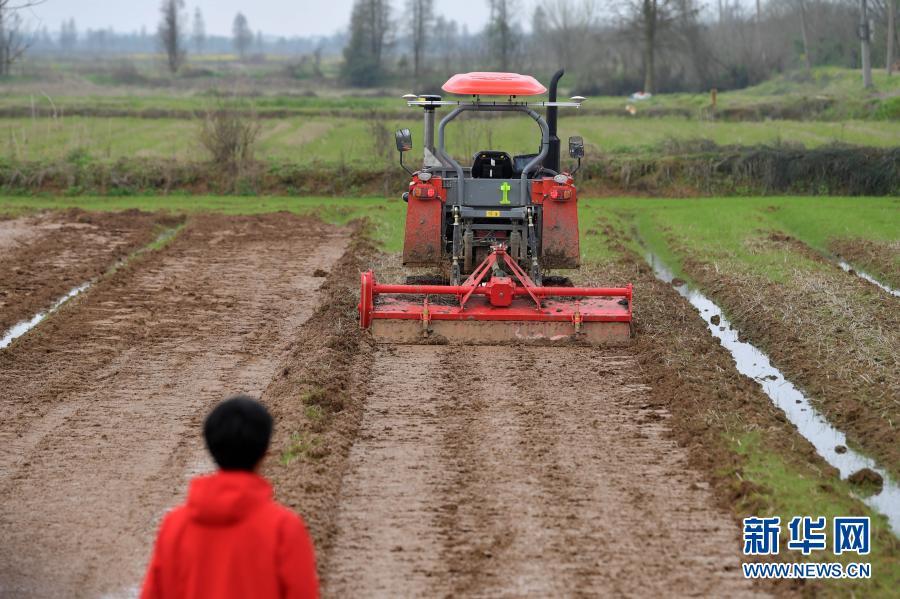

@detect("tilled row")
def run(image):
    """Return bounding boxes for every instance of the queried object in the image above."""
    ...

[0,209,178,334]
[0,212,348,598]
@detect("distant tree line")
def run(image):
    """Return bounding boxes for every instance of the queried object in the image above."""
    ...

[3,0,898,92]
[342,0,900,92]
[18,6,345,62]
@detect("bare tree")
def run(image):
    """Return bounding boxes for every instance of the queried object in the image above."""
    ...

[487,0,519,71]
[887,0,896,74]
[59,18,77,52]
[409,0,434,82]
[342,0,393,86]
[157,0,186,74]
[312,42,324,77]
[0,0,44,77]
[192,7,206,54]
[860,0,873,87]
[198,101,261,172]
[613,0,674,93]
[432,15,459,73]
[535,0,598,72]
[232,12,253,60]
[797,0,813,75]
[625,0,675,93]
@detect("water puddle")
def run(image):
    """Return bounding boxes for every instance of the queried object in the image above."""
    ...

[0,225,182,351]
[646,252,900,537]
[836,260,900,298]
[0,283,91,350]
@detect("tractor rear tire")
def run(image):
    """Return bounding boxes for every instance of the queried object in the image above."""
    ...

[510,231,523,262]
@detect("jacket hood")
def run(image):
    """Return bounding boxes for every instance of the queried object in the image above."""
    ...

[186,470,272,526]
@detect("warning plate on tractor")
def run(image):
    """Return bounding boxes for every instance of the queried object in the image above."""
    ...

[485,210,500,217]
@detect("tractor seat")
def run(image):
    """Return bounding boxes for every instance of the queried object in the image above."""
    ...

[472,151,513,179]
[513,153,539,178]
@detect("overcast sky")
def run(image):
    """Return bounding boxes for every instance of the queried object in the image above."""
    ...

[24,0,496,38]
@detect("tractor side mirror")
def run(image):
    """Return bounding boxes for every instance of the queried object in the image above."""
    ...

[568,136,584,159]
[395,128,413,153]
[395,128,414,175]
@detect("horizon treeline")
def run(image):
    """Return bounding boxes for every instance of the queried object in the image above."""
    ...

[10,0,900,94]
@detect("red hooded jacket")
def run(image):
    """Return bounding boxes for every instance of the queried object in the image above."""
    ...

[140,470,319,599]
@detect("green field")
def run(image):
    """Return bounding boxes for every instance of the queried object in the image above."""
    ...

[4,114,898,166]
[586,196,900,282]
[3,65,898,118]
[2,195,896,269]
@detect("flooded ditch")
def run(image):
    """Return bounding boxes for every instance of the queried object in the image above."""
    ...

[0,283,90,350]
[1,225,183,352]
[836,260,900,298]
[646,252,900,537]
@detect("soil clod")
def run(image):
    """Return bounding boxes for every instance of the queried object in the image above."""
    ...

[847,468,884,492]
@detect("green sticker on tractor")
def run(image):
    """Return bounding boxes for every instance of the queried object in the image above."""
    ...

[500,182,511,204]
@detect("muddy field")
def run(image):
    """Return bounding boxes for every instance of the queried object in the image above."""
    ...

[0,212,348,597]
[0,209,895,597]
[0,209,178,335]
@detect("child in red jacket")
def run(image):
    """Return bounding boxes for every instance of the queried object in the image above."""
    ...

[141,395,319,599]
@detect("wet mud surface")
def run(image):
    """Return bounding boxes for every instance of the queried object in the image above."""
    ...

[0,213,349,598]
[8,209,890,596]
[322,345,761,597]
[0,209,174,335]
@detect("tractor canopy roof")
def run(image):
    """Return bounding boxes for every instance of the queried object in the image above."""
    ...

[442,72,547,96]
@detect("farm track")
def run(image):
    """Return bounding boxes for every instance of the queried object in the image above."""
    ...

[323,344,761,597]
[4,209,889,596]
[258,246,846,597]
[0,213,349,598]
[677,234,900,476]
[0,209,174,334]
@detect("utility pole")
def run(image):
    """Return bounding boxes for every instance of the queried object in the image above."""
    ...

[756,0,766,64]
[860,0,873,88]
[888,0,896,76]
[798,0,813,76]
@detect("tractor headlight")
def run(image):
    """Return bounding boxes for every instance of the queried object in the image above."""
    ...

[553,174,568,184]
[418,171,432,182]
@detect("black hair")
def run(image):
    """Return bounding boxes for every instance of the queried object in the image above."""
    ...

[203,395,273,471]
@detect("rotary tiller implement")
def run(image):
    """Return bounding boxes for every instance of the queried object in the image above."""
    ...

[358,69,634,345]
[359,245,632,344]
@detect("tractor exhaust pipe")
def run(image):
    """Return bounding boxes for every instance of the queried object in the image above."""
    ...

[421,94,441,168]
[545,69,564,173]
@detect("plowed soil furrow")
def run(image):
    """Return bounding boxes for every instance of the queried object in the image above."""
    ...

[0,214,348,598]
[323,345,451,595]
[0,209,172,334]
[324,344,760,597]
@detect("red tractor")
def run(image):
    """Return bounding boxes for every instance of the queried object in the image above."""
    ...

[359,70,633,344]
